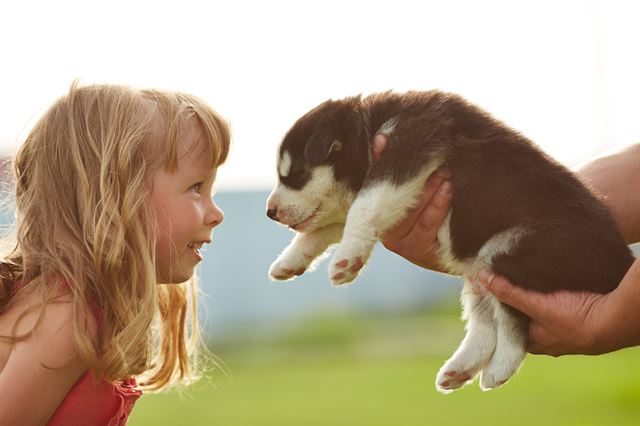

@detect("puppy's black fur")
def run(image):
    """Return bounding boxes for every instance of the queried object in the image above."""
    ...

[279,90,634,293]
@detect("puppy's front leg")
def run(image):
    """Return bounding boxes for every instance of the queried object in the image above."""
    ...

[269,223,344,281]
[330,176,427,285]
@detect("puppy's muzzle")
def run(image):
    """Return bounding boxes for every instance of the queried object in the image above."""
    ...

[266,207,279,222]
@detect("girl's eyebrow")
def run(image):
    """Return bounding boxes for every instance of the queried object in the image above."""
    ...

[183,166,216,182]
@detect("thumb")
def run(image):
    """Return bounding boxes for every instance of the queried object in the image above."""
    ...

[477,271,539,318]
[371,134,388,162]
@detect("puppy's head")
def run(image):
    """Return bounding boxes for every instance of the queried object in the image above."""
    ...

[266,96,369,233]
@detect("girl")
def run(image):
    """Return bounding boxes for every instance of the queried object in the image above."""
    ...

[0,82,230,425]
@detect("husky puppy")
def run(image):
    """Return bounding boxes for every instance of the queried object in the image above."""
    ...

[266,90,634,392]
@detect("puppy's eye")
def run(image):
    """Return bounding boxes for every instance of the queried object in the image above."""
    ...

[288,168,303,178]
[282,165,304,180]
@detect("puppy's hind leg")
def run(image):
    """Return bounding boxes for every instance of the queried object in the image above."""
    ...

[480,303,528,390]
[436,281,497,393]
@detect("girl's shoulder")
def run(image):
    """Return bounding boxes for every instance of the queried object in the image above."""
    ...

[0,280,97,424]
[0,278,98,369]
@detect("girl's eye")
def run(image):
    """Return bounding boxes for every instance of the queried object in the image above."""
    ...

[189,182,202,193]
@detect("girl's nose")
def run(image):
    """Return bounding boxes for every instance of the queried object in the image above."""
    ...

[206,199,224,227]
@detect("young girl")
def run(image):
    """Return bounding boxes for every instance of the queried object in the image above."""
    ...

[0,82,230,424]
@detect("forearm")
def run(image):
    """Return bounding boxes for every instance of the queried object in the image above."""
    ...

[594,257,640,353]
[576,144,640,244]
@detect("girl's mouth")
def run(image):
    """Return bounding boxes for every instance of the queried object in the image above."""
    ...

[188,241,208,260]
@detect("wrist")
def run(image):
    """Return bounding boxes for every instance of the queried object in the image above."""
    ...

[593,260,640,353]
[588,295,623,354]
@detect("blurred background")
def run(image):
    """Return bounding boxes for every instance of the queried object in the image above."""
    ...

[1,0,639,425]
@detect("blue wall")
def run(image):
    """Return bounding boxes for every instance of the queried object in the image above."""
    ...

[200,191,462,338]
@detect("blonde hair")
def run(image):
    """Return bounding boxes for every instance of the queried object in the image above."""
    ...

[0,82,230,391]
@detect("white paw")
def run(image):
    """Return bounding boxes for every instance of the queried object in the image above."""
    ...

[479,346,526,391]
[435,367,474,393]
[435,341,494,393]
[328,243,371,286]
[436,355,488,394]
[269,252,311,281]
[479,369,511,391]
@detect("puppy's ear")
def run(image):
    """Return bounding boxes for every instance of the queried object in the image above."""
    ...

[304,135,342,167]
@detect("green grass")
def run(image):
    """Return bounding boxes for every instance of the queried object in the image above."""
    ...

[129,309,640,426]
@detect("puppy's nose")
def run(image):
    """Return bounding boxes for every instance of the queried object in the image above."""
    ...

[266,207,278,221]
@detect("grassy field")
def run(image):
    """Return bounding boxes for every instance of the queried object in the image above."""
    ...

[129,309,640,426]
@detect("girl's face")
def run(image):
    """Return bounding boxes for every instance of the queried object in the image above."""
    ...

[150,118,224,284]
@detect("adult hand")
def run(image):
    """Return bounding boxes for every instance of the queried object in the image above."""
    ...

[478,144,640,356]
[371,134,453,271]
[478,257,640,356]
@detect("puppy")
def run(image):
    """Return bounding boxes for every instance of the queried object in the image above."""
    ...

[266,90,635,392]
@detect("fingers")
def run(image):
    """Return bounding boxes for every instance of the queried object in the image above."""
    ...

[417,177,452,233]
[371,134,387,162]
[372,133,452,270]
[380,172,452,270]
[477,272,554,354]
[371,132,452,243]
[383,171,450,241]
[478,271,540,318]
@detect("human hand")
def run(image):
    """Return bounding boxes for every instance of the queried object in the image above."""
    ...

[371,134,453,271]
[478,271,626,356]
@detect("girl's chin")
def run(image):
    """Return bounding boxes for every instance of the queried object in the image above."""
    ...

[156,269,195,284]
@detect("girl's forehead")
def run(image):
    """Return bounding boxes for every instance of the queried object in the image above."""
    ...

[176,118,213,167]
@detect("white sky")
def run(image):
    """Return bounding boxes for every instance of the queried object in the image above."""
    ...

[1,0,638,191]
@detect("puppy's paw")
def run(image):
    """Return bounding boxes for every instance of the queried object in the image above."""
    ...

[268,253,309,281]
[479,347,525,391]
[435,346,492,394]
[329,256,364,285]
[479,370,511,391]
[328,239,374,285]
[435,368,474,394]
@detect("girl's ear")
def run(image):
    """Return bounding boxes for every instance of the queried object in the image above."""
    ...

[304,134,343,167]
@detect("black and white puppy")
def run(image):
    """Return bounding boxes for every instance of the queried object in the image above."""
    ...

[266,90,635,392]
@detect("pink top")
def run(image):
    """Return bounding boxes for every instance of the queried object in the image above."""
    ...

[9,280,143,425]
[46,372,142,426]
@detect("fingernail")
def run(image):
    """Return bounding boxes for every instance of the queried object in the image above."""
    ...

[436,169,452,178]
[478,270,494,286]
[438,181,452,196]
